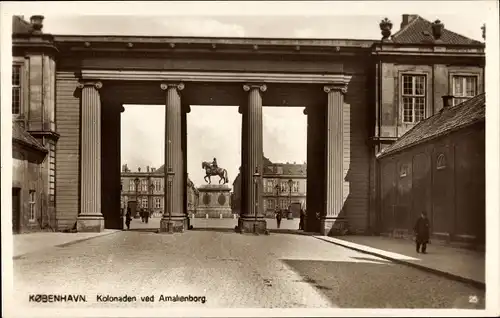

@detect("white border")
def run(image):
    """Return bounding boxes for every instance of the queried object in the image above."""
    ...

[1,1,499,317]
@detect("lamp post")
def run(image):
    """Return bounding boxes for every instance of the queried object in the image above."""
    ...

[287,178,293,220]
[166,167,175,233]
[134,177,140,218]
[275,183,281,212]
[149,182,155,218]
[253,167,260,234]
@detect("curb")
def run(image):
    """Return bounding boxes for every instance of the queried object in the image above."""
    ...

[313,236,485,290]
[13,230,120,260]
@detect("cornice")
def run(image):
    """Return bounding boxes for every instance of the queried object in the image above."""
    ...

[81,70,352,85]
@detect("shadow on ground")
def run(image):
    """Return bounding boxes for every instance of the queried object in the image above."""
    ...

[281,259,485,309]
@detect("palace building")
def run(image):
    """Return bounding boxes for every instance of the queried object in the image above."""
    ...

[120,164,199,219]
[11,14,485,237]
[232,157,307,218]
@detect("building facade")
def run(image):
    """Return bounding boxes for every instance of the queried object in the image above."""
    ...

[12,122,51,233]
[11,14,485,235]
[121,164,199,218]
[232,157,306,218]
[376,94,485,247]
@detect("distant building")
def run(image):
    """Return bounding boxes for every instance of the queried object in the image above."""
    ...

[121,164,199,218]
[376,94,485,247]
[232,157,306,218]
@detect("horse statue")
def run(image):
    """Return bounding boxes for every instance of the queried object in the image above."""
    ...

[202,161,229,184]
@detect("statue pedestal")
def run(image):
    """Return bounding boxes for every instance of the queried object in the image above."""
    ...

[196,184,232,218]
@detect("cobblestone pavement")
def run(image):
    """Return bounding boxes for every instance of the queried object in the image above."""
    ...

[128,216,301,231]
[13,228,484,309]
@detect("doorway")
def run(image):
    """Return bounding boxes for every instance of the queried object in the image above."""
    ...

[12,187,21,234]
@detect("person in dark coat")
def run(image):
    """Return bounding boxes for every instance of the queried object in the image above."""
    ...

[125,207,132,230]
[414,211,430,253]
[275,208,282,229]
[144,209,150,224]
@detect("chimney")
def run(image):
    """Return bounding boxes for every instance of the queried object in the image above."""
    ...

[138,167,141,172]
[400,14,418,29]
[147,166,150,173]
[151,167,156,172]
[432,19,444,40]
[30,15,44,34]
[442,95,454,109]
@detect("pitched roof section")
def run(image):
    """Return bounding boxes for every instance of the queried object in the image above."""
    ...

[12,122,48,153]
[12,16,33,35]
[391,15,482,45]
[378,93,485,158]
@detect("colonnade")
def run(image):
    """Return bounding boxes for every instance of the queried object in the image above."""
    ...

[76,80,349,235]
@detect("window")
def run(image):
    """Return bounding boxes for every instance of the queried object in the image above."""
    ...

[267,199,275,210]
[293,181,299,193]
[266,180,274,193]
[436,154,447,170]
[452,76,477,105]
[12,65,21,115]
[141,179,148,192]
[142,197,148,208]
[154,180,162,192]
[29,190,36,221]
[129,181,135,192]
[402,74,426,123]
[154,197,161,208]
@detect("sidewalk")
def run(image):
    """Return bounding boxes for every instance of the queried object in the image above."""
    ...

[314,235,485,289]
[13,229,120,259]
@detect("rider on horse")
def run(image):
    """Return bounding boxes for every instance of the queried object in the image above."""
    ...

[212,158,218,171]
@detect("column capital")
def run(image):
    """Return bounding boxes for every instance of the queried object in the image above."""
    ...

[78,81,103,90]
[324,84,348,94]
[161,82,185,91]
[243,83,267,92]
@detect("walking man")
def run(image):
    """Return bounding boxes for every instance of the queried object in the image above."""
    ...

[414,211,430,254]
[125,207,132,230]
[275,208,282,229]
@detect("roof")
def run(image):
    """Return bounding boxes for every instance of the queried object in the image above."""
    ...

[12,16,32,35]
[12,122,48,153]
[391,15,482,45]
[378,93,485,158]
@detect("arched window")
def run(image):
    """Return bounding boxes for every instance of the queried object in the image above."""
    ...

[399,164,408,178]
[436,154,447,170]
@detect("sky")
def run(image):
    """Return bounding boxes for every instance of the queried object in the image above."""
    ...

[4,1,494,188]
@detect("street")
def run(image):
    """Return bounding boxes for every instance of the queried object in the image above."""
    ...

[13,218,484,309]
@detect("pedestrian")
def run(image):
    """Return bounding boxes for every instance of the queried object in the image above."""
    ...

[414,211,430,254]
[140,209,145,222]
[299,208,305,230]
[275,208,282,229]
[125,207,132,230]
[144,209,150,224]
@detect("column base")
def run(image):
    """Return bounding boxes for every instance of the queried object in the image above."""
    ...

[320,217,349,236]
[77,215,105,232]
[159,216,187,233]
[236,217,267,234]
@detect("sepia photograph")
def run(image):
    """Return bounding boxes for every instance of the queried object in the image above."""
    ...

[1,1,499,317]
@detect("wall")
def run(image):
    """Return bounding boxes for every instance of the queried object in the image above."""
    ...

[378,124,485,246]
[55,72,81,230]
[379,62,484,139]
[12,145,50,233]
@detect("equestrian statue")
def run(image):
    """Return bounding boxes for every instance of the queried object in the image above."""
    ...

[202,157,229,184]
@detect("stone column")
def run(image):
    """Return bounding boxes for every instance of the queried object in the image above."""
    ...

[182,103,190,226]
[238,105,247,217]
[321,84,348,235]
[77,81,105,232]
[238,84,267,233]
[160,82,186,232]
